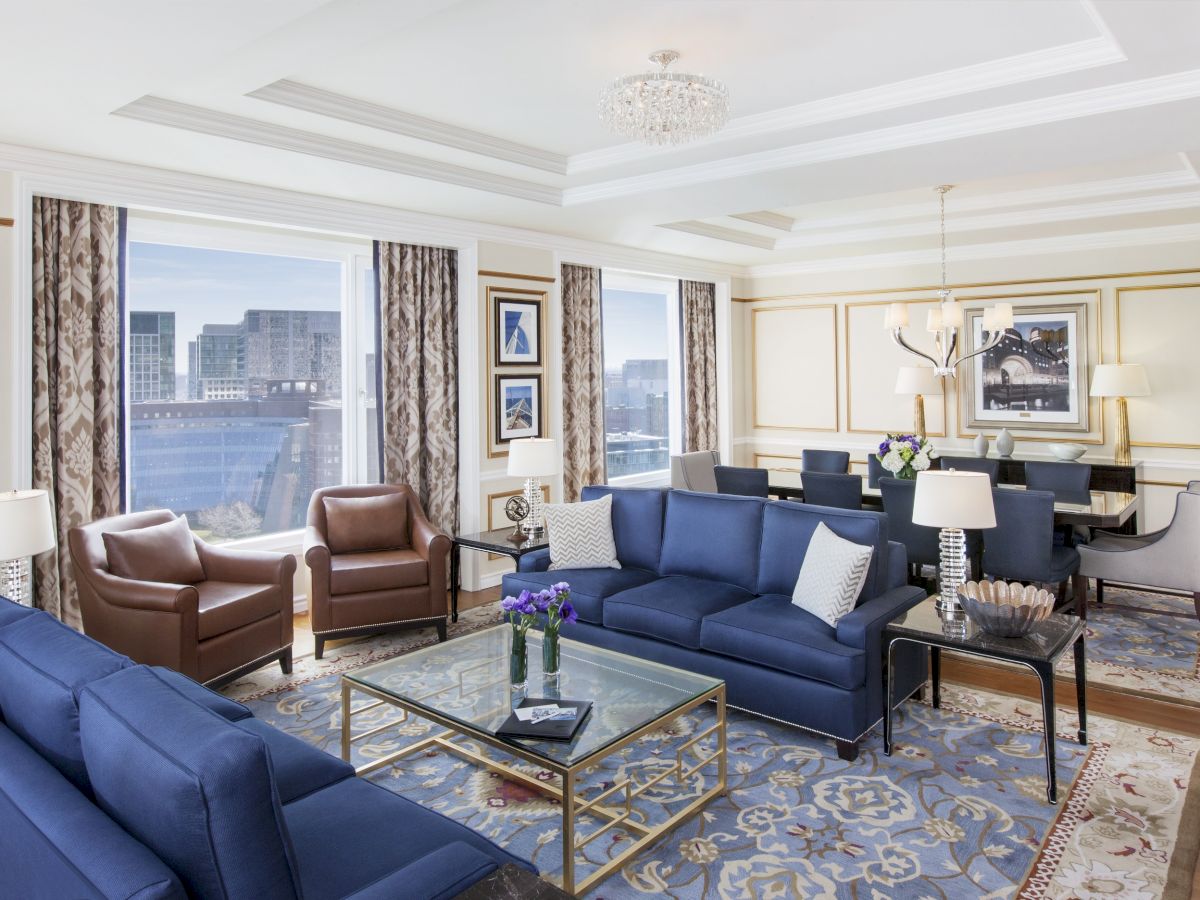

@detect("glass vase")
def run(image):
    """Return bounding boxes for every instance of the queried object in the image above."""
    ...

[542,628,560,677]
[509,630,528,690]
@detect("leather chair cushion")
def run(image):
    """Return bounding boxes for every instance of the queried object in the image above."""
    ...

[102,515,205,585]
[330,549,428,595]
[196,581,281,641]
[323,493,410,554]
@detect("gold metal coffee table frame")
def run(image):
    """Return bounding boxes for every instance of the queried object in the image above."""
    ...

[340,677,726,896]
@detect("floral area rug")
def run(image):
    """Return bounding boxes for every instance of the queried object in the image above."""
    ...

[228,633,1199,899]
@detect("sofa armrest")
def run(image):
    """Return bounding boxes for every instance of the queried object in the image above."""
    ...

[886,541,908,590]
[517,548,551,573]
[88,570,199,616]
[340,842,498,900]
[197,541,295,588]
[836,584,925,651]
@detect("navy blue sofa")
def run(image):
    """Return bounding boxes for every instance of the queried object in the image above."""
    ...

[0,596,531,899]
[502,487,928,760]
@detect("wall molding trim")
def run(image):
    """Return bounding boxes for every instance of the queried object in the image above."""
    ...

[478,270,556,283]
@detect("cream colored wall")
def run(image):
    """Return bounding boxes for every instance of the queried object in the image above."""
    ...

[733,241,1200,532]
[0,172,15,490]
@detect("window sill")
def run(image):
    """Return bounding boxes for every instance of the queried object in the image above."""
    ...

[608,470,671,488]
[219,528,304,555]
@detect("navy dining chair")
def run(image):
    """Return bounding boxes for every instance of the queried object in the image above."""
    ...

[801,449,850,474]
[801,472,862,510]
[867,455,887,488]
[714,465,769,498]
[981,488,1080,607]
[880,477,982,583]
[938,455,1001,485]
[1024,460,1092,497]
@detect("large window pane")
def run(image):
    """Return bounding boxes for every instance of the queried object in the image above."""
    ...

[127,241,353,541]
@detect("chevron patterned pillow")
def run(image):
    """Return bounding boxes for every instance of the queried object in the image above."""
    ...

[544,494,622,570]
[791,522,873,627]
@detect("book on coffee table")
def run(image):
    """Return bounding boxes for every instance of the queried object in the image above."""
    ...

[496,697,593,742]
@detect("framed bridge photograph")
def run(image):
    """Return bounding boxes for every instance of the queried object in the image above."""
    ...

[961,301,1090,433]
[493,373,543,445]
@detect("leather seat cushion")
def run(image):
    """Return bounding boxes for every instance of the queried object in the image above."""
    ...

[196,581,281,640]
[102,516,205,585]
[330,549,428,596]
[323,493,409,554]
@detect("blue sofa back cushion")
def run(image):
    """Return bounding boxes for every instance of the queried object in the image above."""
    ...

[757,502,888,600]
[658,491,766,592]
[0,613,129,794]
[581,485,667,572]
[0,595,38,630]
[79,666,302,900]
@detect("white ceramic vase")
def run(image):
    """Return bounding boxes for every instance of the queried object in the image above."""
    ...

[996,427,1015,458]
[972,433,989,457]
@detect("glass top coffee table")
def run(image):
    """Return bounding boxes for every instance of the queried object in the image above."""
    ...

[341,626,726,895]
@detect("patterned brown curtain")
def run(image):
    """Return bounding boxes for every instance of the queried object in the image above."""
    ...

[375,241,459,533]
[560,264,606,501]
[32,197,124,627]
[681,279,718,452]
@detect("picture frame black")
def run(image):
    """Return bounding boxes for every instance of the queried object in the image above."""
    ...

[490,289,544,367]
[493,373,543,445]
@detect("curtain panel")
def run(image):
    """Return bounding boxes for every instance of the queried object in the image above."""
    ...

[31,197,124,627]
[680,279,718,453]
[375,241,459,534]
[560,264,606,501]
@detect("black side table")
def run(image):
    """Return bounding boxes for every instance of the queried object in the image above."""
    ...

[450,528,549,622]
[883,598,1086,804]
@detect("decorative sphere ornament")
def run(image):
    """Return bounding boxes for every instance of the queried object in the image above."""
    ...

[504,495,530,524]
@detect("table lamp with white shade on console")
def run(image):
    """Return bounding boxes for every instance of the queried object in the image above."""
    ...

[506,438,560,537]
[0,489,57,607]
[912,470,997,622]
[1089,363,1150,466]
[894,365,942,439]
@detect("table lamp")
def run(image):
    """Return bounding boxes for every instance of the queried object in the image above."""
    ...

[894,365,942,439]
[506,438,560,536]
[1089,363,1150,466]
[912,471,996,617]
[0,490,56,607]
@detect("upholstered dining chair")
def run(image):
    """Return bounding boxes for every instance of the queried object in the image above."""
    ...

[938,455,1001,485]
[981,488,1081,613]
[800,472,862,510]
[670,450,720,492]
[304,484,451,658]
[801,449,850,474]
[1075,481,1200,620]
[867,455,887,488]
[880,477,982,582]
[69,510,295,687]
[1024,460,1092,497]
[714,465,769,498]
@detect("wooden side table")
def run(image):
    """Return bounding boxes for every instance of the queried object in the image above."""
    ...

[449,528,549,621]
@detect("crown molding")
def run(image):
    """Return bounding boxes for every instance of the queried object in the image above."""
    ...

[564,69,1200,204]
[660,221,776,250]
[567,31,1125,173]
[730,211,795,232]
[113,96,563,205]
[247,79,568,175]
[744,222,1200,277]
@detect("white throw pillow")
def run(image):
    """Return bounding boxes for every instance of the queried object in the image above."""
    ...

[544,494,621,570]
[791,522,873,627]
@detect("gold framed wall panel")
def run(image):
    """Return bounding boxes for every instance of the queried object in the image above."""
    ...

[479,270,555,283]
[953,289,1104,445]
[750,304,839,432]
[843,297,948,437]
[1116,282,1200,450]
[484,284,548,459]
[484,485,551,559]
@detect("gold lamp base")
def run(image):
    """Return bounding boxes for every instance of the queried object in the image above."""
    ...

[1114,396,1131,466]
[914,393,926,439]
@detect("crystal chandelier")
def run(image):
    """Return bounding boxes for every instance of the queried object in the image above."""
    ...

[883,185,1014,377]
[598,49,730,146]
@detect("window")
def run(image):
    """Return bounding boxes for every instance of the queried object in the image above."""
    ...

[124,217,376,541]
[600,271,681,480]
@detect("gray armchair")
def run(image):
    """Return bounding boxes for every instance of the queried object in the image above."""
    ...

[1076,482,1200,620]
[670,450,720,491]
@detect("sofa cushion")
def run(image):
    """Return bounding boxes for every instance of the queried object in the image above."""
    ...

[700,594,867,690]
[196,580,281,640]
[149,666,252,721]
[0,596,37,630]
[658,491,765,592]
[345,842,499,900]
[235,717,354,804]
[102,514,205,584]
[324,492,410,554]
[79,666,301,900]
[581,486,668,571]
[503,567,660,624]
[544,494,620,570]
[603,575,754,650]
[0,614,129,794]
[0,724,185,900]
[330,548,428,595]
[757,501,888,601]
[284,774,530,900]
[790,522,874,627]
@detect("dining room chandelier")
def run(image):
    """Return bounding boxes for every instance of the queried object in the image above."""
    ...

[598,49,730,146]
[883,185,1015,377]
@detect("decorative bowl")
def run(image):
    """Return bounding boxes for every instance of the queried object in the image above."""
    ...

[957,580,1055,637]
[1047,442,1087,461]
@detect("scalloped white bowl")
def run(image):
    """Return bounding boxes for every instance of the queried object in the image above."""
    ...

[1047,443,1086,461]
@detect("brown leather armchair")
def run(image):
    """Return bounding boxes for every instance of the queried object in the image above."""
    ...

[69,510,296,687]
[304,484,450,659]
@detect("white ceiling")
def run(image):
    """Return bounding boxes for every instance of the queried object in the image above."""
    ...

[1,0,1198,270]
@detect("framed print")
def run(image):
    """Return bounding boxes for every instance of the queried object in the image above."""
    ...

[494,374,542,445]
[489,287,545,367]
[961,302,1090,433]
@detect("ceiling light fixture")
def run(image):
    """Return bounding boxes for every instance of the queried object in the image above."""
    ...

[598,49,730,146]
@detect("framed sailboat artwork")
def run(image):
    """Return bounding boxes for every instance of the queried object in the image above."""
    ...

[492,290,544,366]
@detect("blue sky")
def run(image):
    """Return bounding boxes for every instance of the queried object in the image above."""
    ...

[602,289,670,369]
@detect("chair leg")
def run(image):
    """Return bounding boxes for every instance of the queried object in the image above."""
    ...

[279,647,293,675]
[1071,573,1088,620]
[436,618,447,642]
[314,636,325,660]
[1193,591,1199,622]
[1095,579,1104,606]
[1056,581,1068,609]
[835,739,860,762]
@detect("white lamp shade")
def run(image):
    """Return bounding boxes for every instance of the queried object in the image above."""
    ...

[1089,363,1150,398]
[506,438,561,477]
[0,490,56,559]
[912,471,996,529]
[894,366,943,396]
[883,303,909,329]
